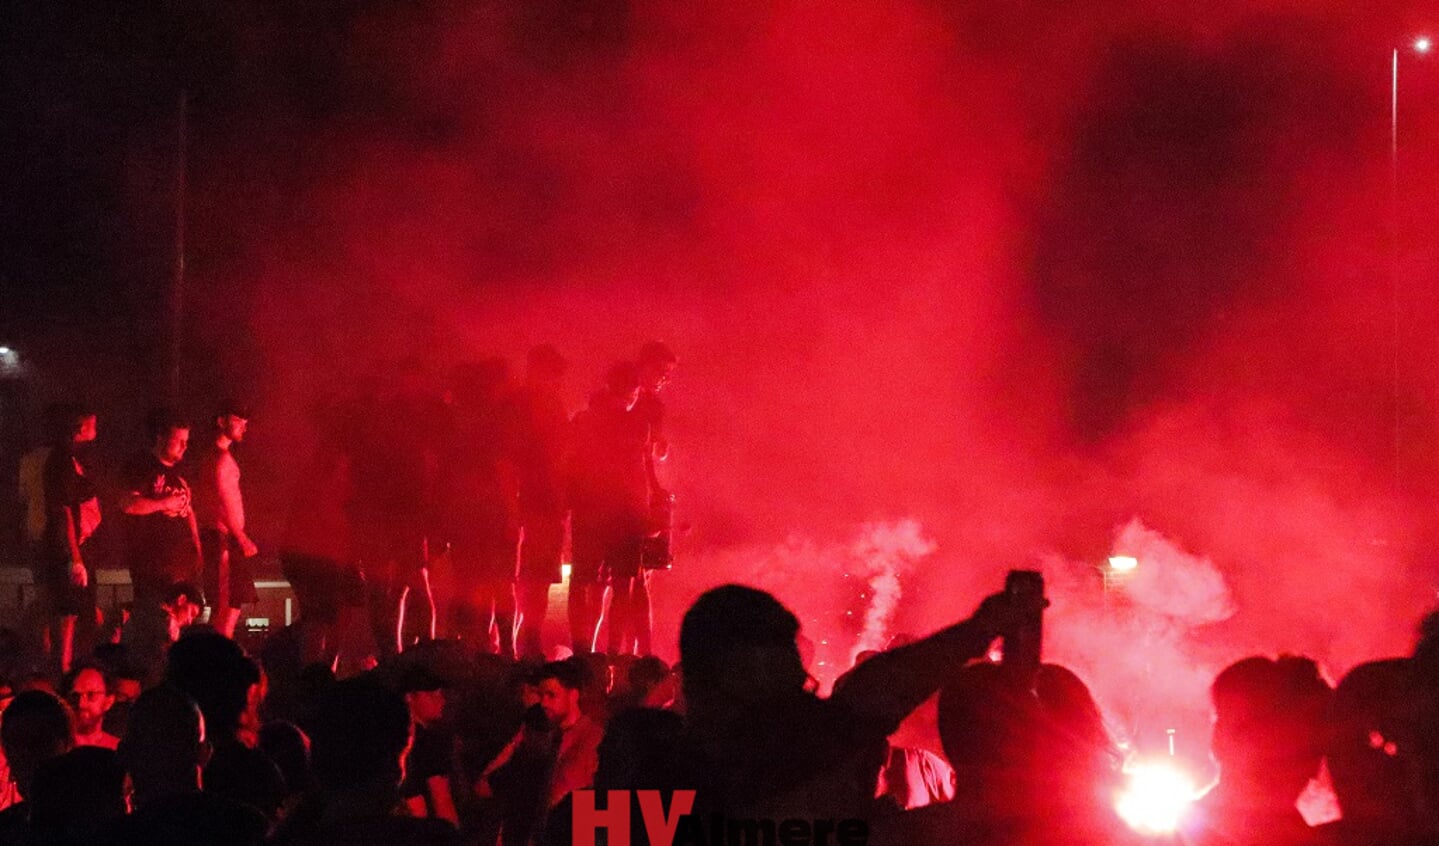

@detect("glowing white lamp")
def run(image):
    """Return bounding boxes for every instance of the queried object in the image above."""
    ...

[1108,555,1139,573]
[1115,760,1198,837]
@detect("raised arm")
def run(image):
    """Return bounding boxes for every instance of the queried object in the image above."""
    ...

[831,592,1026,736]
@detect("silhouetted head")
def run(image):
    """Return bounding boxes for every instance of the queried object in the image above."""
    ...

[627,656,675,705]
[603,361,642,410]
[45,402,96,448]
[30,746,126,841]
[937,662,1042,814]
[0,690,74,800]
[636,341,677,394]
[117,685,207,803]
[1034,664,1122,799]
[165,630,261,740]
[1210,655,1331,804]
[1325,658,1419,832]
[399,665,446,727]
[680,585,807,708]
[307,678,412,793]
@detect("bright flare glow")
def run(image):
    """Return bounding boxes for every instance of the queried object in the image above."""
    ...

[1108,555,1139,572]
[1416,36,1432,54]
[561,562,572,581]
[1115,760,1198,837]
[0,347,12,356]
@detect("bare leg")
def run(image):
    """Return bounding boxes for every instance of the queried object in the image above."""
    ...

[495,582,516,658]
[215,607,242,640]
[569,581,602,654]
[416,567,436,642]
[57,615,77,674]
[514,581,550,659]
[605,579,629,657]
[634,569,653,657]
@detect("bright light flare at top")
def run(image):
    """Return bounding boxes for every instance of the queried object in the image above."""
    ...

[1108,555,1139,572]
[1115,760,1198,837]
[1416,36,1433,54]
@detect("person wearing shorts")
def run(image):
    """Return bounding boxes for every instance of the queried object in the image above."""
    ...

[194,402,260,638]
[39,404,102,673]
[568,362,652,656]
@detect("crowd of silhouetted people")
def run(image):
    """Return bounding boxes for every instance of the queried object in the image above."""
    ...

[8,339,1439,844]
[0,574,1434,845]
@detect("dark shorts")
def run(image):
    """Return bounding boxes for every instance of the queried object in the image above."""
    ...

[571,514,645,584]
[350,519,428,589]
[450,542,519,588]
[34,546,95,617]
[201,530,260,609]
[518,517,565,584]
[281,552,367,625]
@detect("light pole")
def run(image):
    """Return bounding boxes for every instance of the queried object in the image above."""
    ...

[1391,36,1430,494]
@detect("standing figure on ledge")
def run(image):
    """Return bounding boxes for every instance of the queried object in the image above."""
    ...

[195,402,259,639]
[511,345,571,660]
[119,409,202,682]
[569,363,651,656]
[38,404,101,672]
[633,341,678,657]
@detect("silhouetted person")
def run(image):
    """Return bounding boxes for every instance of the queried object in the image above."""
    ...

[675,583,1031,825]
[115,684,267,846]
[60,663,118,749]
[119,409,202,683]
[195,402,260,639]
[28,746,125,846]
[633,341,678,656]
[258,720,316,820]
[510,345,570,660]
[1316,659,1425,845]
[0,690,73,840]
[271,678,457,846]
[399,667,458,826]
[38,404,101,673]
[1183,655,1331,846]
[280,409,366,671]
[347,361,443,658]
[439,360,520,656]
[614,655,677,712]
[165,631,286,822]
[569,363,650,655]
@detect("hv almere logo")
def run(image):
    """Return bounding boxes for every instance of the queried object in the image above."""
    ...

[573,790,871,846]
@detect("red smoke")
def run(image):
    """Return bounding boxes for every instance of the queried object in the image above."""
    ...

[173,0,1439,750]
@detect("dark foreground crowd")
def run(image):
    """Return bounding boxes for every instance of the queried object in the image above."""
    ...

[6,337,1439,845]
[0,580,1434,846]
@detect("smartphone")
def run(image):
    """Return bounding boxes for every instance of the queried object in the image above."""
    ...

[1002,569,1045,688]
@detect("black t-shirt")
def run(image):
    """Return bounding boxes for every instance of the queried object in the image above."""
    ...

[569,399,652,519]
[119,451,197,583]
[41,445,100,560]
[112,792,267,846]
[204,738,287,822]
[401,724,452,803]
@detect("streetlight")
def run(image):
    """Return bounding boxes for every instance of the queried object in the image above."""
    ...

[1390,36,1430,494]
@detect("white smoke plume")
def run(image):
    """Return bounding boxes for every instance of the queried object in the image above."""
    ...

[849,519,937,663]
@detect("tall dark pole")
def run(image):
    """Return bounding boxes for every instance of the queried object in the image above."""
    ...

[167,89,188,405]
[1391,49,1400,496]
